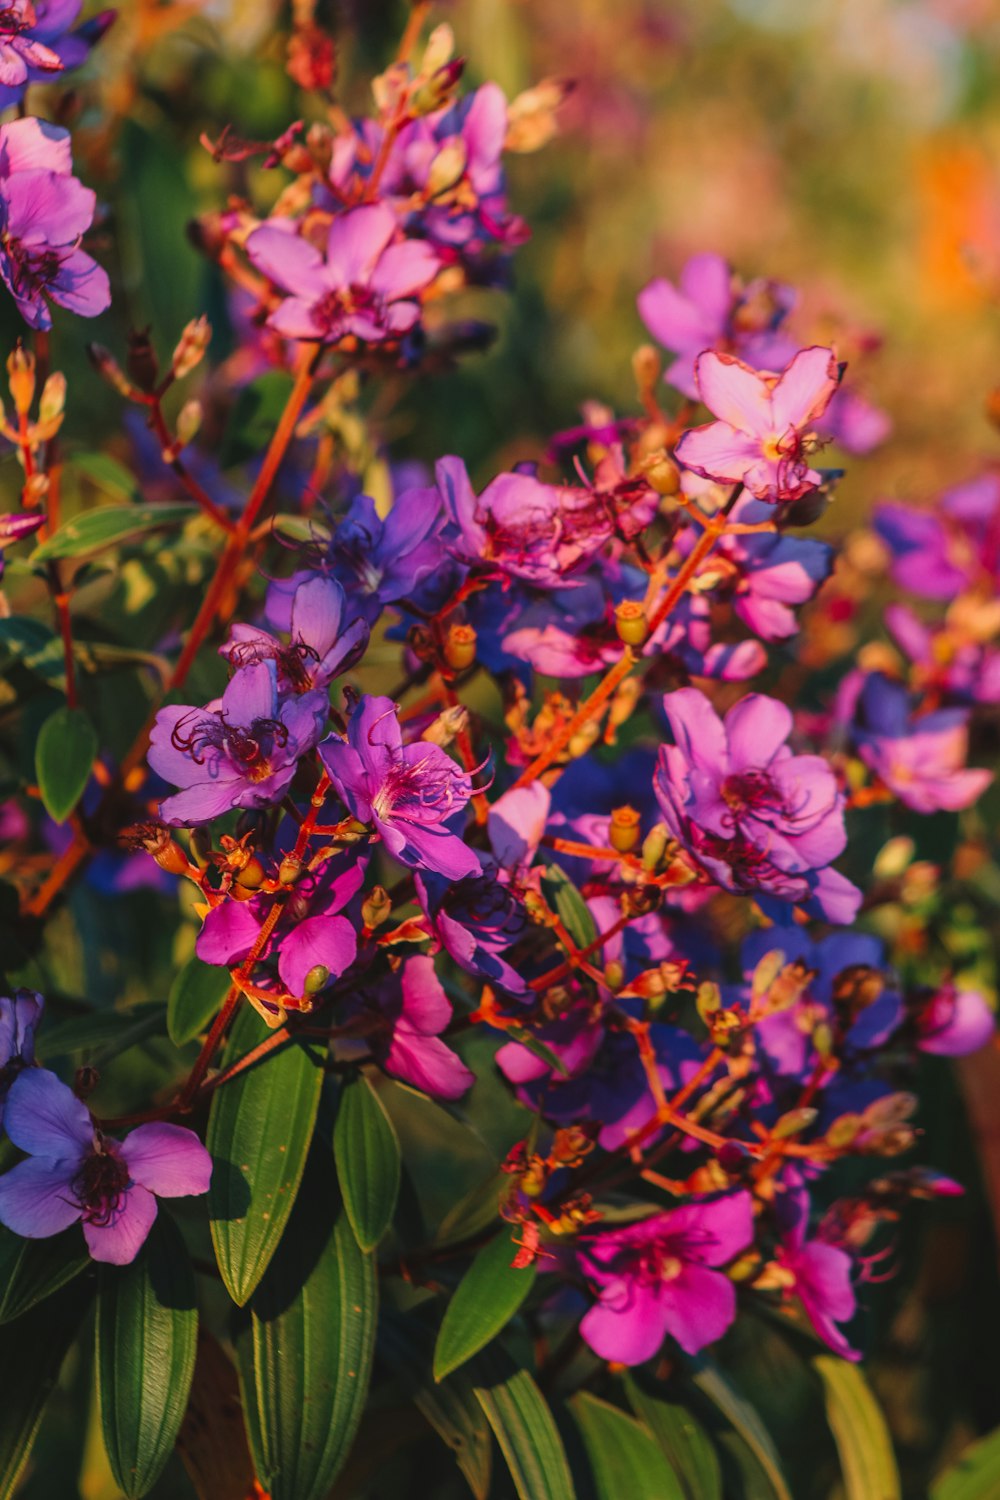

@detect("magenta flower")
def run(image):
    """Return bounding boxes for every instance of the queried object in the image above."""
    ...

[0,0,113,108]
[710,506,833,641]
[196,853,364,1005]
[914,981,995,1057]
[0,1069,211,1265]
[675,347,840,503]
[415,867,529,997]
[148,661,328,825]
[776,1191,858,1360]
[222,575,369,696]
[0,117,110,330]
[575,1192,754,1362]
[246,203,440,344]
[356,955,474,1100]
[654,688,860,922]
[320,694,480,879]
[849,673,992,813]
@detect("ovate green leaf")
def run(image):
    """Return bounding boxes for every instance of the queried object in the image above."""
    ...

[570,1390,685,1500]
[814,1356,901,1500]
[434,1226,537,1381]
[333,1070,401,1251]
[35,704,97,822]
[473,1369,574,1500]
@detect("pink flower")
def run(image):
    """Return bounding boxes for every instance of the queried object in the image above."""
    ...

[246,203,440,344]
[675,347,840,503]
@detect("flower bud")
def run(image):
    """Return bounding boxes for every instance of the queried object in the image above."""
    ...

[235,857,266,891]
[427,139,467,199]
[421,704,468,747]
[645,452,681,496]
[420,23,454,77]
[696,981,721,1024]
[303,964,330,995]
[443,622,477,672]
[641,821,670,873]
[362,885,392,929]
[278,855,303,885]
[74,1065,100,1098]
[7,345,34,416]
[171,316,211,380]
[504,77,572,153]
[614,600,649,648]
[38,372,66,429]
[631,342,660,396]
[609,804,641,854]
[568,720,601,759]
[410,57,465,116]
[175,399,202,449]
[873,835,914,881]
[603,959,624,992]
[772,1106,818,1140]
[87,342,137,399]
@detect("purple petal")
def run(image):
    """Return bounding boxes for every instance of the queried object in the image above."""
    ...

[83,1183,157,1264]
[3,1067,91,1158]
[580,1280,668,1365]
[326,203,396,285]
[659,1263,737,1355]
[385,1027,474,1099]
[246,223,326,297]
[122,1123,212,1197]
[195,901,262,968]
[221,660,277,725]
[769,346,839,433]
[674,421,761,486]
[694,351,771,434]
[0,1157,81,1236]
[724,694,792,771]
[277,914,357,995]
[0,116,71,174]
[369,239,440,300]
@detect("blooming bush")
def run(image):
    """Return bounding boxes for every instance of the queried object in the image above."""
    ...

[0,4,997,1499]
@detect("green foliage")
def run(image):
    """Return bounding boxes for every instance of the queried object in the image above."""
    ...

[207,1005,324,1305]
[0,1225,89,1324]
[813,1357,901,1500]
[30,504,196,564]
[691,1363,794,1500]
[570,1390,686,1500]
[932,1425,1000,1499]
[96,1214,198,1499]
[434,1226,537,1381]
[333,1069,402,1251]
[626,1375,723,1500]
[34,703,97,822]
[473,1368,575,1500]
[0,1280,92,1499]
[166,957,231,1047]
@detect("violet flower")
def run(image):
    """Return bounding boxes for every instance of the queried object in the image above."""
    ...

[675,347,840,504]
[710,511,833,641]
[320,694,480,879]
[415,867,529,997]
[0,117,110,329]
[0,987,42,1121]
[849,673,991,813]
[884,603,1000,707]
[350,955,474,1100]
[246,203,441,344]
[148,660,328,825]
[0,1068,211,1264]
[223,575,369,695]
[0,0,113,108]
[654,688,860,922]
[575,1192,754,1362]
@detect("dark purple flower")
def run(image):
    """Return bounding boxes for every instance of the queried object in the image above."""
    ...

[246,203,441,344]
[575,1192,754,1362]
[415,867,529,997]
[0,117,110,330]
[320,694,480,879]
[654,688,860,922]
[353,955,474,1099]
[0,1068,211,1264]
[0,987,42,1120]
[223,575,369,695]
[196,853,364,1011]
[148,661,328,825]
[848,673,991,813]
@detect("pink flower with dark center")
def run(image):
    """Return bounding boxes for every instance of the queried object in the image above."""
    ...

[675,347,841,503]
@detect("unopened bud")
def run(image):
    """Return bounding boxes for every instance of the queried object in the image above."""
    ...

[175,399,202,448]
[641,822,670,873]
[362,885,392,929]
[420,23,454,77]
[603,959,624,991]
[427,139,467,198]
[235,857,266,890]
[421,704,468,747]
[826,1114,861,1149]
[87,342,137,399]
[75,1065,100,1099]
[410,57,464,116]
[609,804,641,854]
[338,817,371,845]
[696,981,722,1024]
[38,372,66,428]
[717,1140,750,1175]
[278,855,303,885]
[567,720,601,759]
[645,453,681,496]
[873,835,915,881]
[303,964,330,995]
[772,1106,818,1140]
[443,622,477,672]
[614,600,648,647]
[21,473,48,506]
[632,343,660,396]
[7,345,34,416]
[171,315,211,380]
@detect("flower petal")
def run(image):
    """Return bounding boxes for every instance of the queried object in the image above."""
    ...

[3,1067,91,1159]
[694,351,771,434]
[0,1156,81,1237]
[83,1183,157,1264]
[122,1123,213,1197]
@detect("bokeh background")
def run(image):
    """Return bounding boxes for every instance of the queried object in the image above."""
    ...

[11,1,1000,1495]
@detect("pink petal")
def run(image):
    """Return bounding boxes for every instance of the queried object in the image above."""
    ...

[769,346,839,434]
[674,421,761,486]
[326,203,396,285]
[724,694,792,772]
[694,351,771,434]
[121,1123,213,1197]
[83,1183,157,1264]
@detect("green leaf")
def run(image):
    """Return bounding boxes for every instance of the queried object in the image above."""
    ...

[932,1425,1000,1499]
[35,703,97,822]
[40,1002,164,1062]
[0,1279,92,1500]
[221,372,295,467]
[473,1369,574,1500]
[96,1213,199,1499]
[625,1377,722,1500]
[434,1227,537,1381]
[31,503,197,564]
[167,957,232,1047]
[73,452,141,503]
[0,1224,90,1323]
[570,1390,685,1500]
[0,616,64,681]
[207,1005,323,1305]
[235,1161,377,1500]
[379,1315,493,1500]
[814,1356,901,1500]
[691,1364,792,1500]
[333,1071,401,1251]
[541,864,598,949]
[434,1167,504,1248]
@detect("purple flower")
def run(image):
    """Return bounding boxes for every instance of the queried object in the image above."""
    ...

[884,603,1000,707]
[873,502,972,600]
[0,0,113,108]
[776,1190,858,1360]
[415,867,529,997]
[849,673,992,813]
[246,203,441,344]
[913,981,995,1057]
[575,1192,754,1362]
[0,117,110,330]
[711,512,833,641]
[0,1068,211,1265]
[148,661,328,825]
[320,694,480,879]
[675,347,840,504]
[354,955,474,1100]
[196,853,364,1012]
[223,575,369,695]
[0,508,44,582]
[0,988,42,1119]
[266,488,445,629]
[654,688,860,922]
